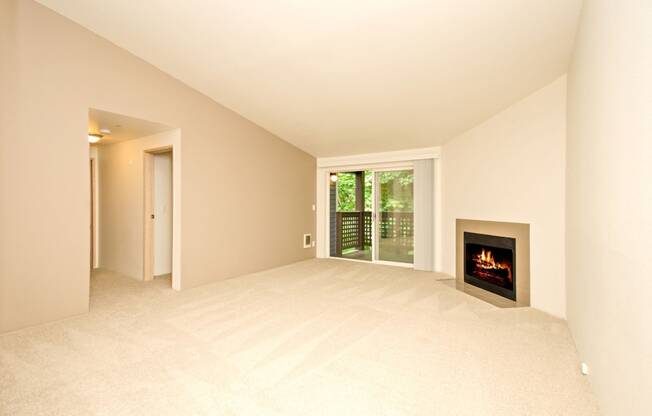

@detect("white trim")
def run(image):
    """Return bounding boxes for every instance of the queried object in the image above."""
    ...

[372,171,379,262]
[374,260,414,269]
[317,147,441,168]
[89,153,100,269]
[327,161,414,173]
[328,256,370,265]
[328,256,413,269]
[316,169,329,258]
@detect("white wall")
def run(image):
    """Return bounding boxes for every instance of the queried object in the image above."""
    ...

[153,152,173,276]
[442,76,567,318]
[99,130,181,282]
[566,1,652,414]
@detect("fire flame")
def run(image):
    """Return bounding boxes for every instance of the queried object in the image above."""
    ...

[474,248,512,281]
[479,248,494,265]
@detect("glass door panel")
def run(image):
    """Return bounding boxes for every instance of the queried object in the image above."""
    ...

[375,170,414,264]
[329,171,373,261]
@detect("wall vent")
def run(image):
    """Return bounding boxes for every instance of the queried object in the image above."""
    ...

[303,234,312,248]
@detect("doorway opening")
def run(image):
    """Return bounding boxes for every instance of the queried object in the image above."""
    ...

[329,167,414,266]
[88,108,181,290]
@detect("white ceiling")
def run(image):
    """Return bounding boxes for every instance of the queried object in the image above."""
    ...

[88,108,173,145]
[40,0,582,157]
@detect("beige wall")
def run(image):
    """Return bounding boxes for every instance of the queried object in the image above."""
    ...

[0,0,316,333]
[442,76,567,318]
[566,1,652,414]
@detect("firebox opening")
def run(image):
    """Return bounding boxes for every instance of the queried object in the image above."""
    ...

[463,232,516,301]
[465,243,513,289]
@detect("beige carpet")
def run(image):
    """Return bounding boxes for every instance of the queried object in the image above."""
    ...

[0,259,598,415]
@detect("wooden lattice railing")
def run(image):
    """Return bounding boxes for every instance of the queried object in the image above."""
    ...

[379,212,414,239]
[335,211,413,255]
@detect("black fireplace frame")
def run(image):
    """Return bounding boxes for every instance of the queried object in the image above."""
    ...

[464,232,516,301]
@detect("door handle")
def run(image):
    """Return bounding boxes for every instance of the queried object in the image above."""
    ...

[151,214,155,219]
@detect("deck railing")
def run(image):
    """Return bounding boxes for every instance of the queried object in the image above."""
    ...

[335,211,413,256]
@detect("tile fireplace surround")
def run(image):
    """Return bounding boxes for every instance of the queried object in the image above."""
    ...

[455,219,530,308]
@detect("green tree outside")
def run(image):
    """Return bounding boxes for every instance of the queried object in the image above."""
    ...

[336,170,413,212]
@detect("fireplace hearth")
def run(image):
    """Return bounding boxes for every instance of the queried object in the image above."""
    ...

[464,232,516,301]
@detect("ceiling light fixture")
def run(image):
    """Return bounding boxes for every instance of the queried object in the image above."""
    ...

[88,133,103,144]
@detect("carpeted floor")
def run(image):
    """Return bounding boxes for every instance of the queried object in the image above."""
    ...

[0,259,598,415]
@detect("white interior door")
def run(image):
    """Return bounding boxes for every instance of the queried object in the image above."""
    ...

[153,152,173,276]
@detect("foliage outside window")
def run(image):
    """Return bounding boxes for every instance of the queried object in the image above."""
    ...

[336,170,413,212]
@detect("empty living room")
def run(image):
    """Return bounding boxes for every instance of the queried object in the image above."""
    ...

[1,1,650,415]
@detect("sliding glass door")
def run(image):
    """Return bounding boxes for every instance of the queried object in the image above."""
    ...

[329,168,414,265]
[374,170,414,264]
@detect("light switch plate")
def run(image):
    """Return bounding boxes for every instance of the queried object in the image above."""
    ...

[580,362,589,375]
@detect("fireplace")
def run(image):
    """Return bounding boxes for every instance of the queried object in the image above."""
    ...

[464,232,516,301]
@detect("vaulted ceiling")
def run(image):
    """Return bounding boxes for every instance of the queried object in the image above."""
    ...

[37,0,582,156]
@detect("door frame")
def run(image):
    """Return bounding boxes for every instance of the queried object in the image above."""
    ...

[143,145,179,288]
[90,157,98,269]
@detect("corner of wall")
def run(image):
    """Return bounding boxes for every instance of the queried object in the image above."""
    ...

[440,77,568,318]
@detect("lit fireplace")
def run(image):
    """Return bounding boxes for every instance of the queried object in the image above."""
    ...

[464,232,516,300]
